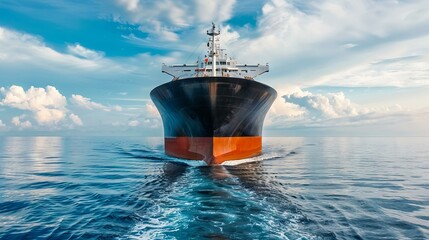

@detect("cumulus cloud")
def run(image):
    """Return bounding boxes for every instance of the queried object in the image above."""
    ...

[0,119,5,128]
[11,116,32,129]
[0,85,67,125]
[265,88,409,130]
[265,95,307,127]
[0,85,93,129]
[284,89,368,120]
[69,113,83,126]
[0,85,142,131]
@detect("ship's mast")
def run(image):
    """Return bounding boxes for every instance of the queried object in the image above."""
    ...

[162,23,269,80]
[207,23,220,77]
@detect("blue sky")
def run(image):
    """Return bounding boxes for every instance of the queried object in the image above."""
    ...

[1,0,428,136]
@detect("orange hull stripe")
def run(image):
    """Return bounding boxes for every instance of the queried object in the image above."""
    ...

[165,137,262,165]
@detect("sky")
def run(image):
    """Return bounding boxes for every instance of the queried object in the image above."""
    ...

[0,0,429,136]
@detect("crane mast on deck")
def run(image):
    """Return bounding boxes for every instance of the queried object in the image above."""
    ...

[207,23,220,77]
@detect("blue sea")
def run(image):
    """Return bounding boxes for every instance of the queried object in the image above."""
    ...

[0,137,428,239]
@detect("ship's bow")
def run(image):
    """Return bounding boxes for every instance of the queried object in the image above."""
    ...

[150,77,277,165]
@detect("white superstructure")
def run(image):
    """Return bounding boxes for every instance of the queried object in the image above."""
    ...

[162,23,269,80]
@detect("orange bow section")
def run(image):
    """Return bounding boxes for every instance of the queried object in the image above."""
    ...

[165,136,262,165]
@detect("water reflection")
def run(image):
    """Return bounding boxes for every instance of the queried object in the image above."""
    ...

[1,137,63,197]
[30,137,63,172]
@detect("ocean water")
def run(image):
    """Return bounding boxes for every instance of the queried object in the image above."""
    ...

[0,137,428,240]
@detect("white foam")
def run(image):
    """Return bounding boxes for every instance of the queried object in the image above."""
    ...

[221,152,283,166]
[166,152,283,167]
[168,158,207,167]
[220,157,263,166]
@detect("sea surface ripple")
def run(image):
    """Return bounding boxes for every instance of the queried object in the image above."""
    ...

[0,137,428,239]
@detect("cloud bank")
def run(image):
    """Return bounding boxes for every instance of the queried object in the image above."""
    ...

[0,85,68,125]
[265,88,409,132]
[0,85,124,129]
[232,0,429,88]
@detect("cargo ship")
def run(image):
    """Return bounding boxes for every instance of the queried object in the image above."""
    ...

[150,23,277,165]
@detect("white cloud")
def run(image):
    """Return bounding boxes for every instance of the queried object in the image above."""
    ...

[125,101,162,128]
[0,85,93,129]
[138,20,180,41]
[124,102,162,129]
[265,95,307,127]
[141,118,161,129]
[34,108,67,125]
[113,105,123,112]
[70,94,122,112]
[194,0,236,24]
[315,54,429,87]
[69,113,83,126]
[232,0,429,88]
[1,85,68,125]
[67,43,104,60]
[265,88,408,130]
[142,102,162,128]
[11,116,32,129]
[0,119,5,128]
[145,102,160,118]
[128,120,139,127]
[117,0,139,11]
[114,0,236,41]
[1,1,428,136]
[284,89,368,119]
[70,94,109,111]
[0,27,101,69]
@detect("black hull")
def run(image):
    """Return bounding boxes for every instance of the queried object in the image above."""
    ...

[150,77,276,164]
[150,77,277,137]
